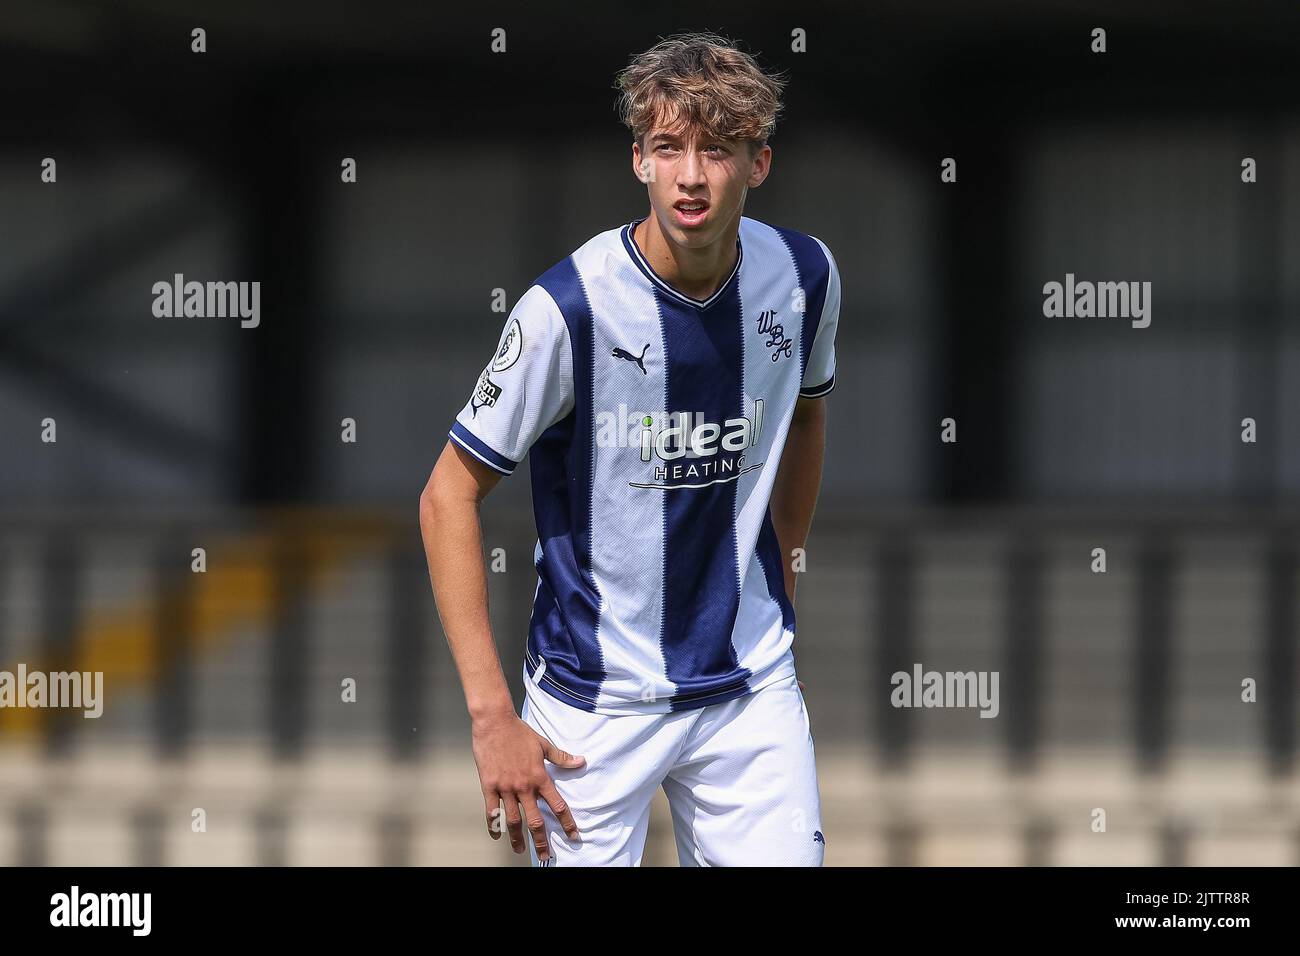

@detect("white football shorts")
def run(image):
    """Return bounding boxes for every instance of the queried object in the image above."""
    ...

[519,657,825,867]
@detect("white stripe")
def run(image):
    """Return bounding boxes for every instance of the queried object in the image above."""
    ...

[573,232,672,708]
[730,218,803,672]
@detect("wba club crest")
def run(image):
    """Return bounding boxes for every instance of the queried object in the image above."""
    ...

[756,310,793,362]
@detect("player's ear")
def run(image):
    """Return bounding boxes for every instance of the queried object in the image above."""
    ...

[632,140,650,184]
[746,142,772,188]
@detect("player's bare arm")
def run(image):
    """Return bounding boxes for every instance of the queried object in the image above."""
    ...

[419,442,585,862]
[770,394,827,695]
[770,394,827,607]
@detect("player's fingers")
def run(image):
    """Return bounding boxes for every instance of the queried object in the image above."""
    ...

[540,738,586,769]
[539,781,581,842]
[502,792,525,853]
[484,791,504,840]
[797,679,806,692]
[519,792,551,862]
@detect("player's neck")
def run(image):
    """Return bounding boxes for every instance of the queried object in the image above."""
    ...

[634,212,740,302]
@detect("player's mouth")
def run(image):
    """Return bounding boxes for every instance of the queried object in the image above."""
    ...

[673,199,710,228]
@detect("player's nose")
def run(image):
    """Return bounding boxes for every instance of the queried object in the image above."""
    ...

[676,149,706,187]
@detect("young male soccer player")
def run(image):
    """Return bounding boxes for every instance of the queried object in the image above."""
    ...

[420,33,840,866]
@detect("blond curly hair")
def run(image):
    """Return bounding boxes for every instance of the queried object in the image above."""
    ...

[615,33,786,150]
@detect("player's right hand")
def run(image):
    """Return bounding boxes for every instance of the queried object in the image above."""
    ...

[471,713,585,863]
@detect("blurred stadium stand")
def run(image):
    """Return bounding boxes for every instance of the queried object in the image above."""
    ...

[0,508,1296,865]
[1,1,1298,864]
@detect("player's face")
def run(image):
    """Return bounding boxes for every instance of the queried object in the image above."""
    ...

[632,121,771,250]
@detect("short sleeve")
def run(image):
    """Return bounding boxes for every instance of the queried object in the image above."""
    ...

[800,238,840,398]
[448,285,574,476]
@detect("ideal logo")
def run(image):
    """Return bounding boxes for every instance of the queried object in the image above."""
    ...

[630,400,766,490]
[639,399,763,464]
[756,310,793,362]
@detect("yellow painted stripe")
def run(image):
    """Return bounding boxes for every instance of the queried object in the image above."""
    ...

[0,518,394,737]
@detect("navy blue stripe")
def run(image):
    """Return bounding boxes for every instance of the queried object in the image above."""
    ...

[448,421,516,474]
[524,265,604,709]
[668,678,756,711]
[655,282,751,706]
[772,228,831,384]
[799,374,835,398]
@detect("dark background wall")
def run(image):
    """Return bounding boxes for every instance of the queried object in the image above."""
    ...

[4,0,1296,508]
